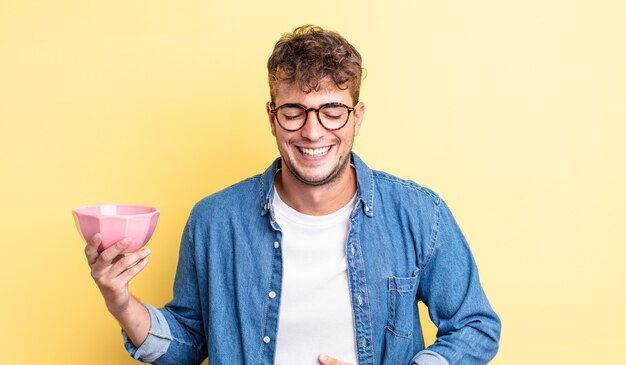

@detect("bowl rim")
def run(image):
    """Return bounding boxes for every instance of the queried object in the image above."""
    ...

[72,204,159,217]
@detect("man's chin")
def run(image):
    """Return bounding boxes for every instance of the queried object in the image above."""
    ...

[289,165,347,187]
[295,176,334,186]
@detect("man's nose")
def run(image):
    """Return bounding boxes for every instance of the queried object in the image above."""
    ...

[300,110,326,140]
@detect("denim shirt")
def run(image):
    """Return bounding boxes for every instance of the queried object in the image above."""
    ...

[123,153,501,365]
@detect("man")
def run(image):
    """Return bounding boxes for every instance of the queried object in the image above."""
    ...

[85,25,501,365]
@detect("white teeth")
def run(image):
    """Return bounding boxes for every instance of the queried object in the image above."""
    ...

[300,146,330,156]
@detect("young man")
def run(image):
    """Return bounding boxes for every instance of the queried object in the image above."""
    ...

[85,25,501,365]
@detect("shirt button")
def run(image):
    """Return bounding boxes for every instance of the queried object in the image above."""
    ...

[263,336,271,344]
[268,291,276,299]
[274,241,280,249]
[357,294,363,305]
[364,205,370,212]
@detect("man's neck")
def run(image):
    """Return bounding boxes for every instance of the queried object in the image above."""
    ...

[274,163,357,216]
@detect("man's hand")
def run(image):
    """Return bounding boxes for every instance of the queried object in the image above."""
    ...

[319,354,416,365]
[85,233,151,316]
[85,233,152,347]
[318,354,353,365]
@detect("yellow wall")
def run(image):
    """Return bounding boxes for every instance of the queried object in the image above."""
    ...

[1,1,624,364]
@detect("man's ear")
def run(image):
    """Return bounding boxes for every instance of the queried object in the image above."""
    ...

[266,102,277,137]
[353,101,365,136]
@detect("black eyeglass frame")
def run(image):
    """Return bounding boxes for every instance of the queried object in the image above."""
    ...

[270,102,356,132]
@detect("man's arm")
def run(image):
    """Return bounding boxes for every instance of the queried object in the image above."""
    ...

[85,234,152,347]
[86,215,209,364]
[414,200,501,364]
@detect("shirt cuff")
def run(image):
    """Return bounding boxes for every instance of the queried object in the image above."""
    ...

[410,350,450,365]
[122,304,172,363]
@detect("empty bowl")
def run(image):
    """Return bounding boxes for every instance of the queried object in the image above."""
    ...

[72,204,159,254]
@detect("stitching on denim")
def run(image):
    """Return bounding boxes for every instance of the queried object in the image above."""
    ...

[389,276,417,292]
[421,199,441,271]
[258,171,267,213]
[170,335,202,350]
[260,261,272,339]
[386,276,417,338]
[259,158,281,215]
[386,324,413,339]
[146,330,172,341]
[260,230,280,360]
[371,172,441,204]
[356,236,376,363]
[368,167,374,214]
[185,211,194,248]
[386,284,413,339]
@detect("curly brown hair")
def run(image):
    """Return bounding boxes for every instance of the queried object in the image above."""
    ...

[267,25,363,104]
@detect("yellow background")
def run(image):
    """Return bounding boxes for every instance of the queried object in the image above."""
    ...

[1,1,625,364]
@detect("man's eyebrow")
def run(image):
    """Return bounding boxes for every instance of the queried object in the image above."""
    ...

[279,102,307,108]
[279,102,346,109]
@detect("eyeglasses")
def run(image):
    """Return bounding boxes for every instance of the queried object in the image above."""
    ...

[270,102,356,132]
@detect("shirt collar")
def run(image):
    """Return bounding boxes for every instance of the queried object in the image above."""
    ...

[259,152,374,218]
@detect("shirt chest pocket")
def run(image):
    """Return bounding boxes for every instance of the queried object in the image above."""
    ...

[386,273,419,338]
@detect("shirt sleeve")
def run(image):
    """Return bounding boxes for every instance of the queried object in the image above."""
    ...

[410,349,450,365]
[122,304,172,362]
[122,214,208,365]
[416,199,502,364]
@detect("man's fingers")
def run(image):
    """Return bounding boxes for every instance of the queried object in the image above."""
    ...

[118,256,149,284]
[109,248,152,278]
[111,255,125,265]
[91,238,132,272]
[319,354,353,365]
[85,233,102,265]
[100,238,132,262]
[88,233,102,248]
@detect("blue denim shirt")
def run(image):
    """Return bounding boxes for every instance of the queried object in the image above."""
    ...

[123,153,501,364]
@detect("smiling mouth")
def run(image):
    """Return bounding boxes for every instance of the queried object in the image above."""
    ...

[298,146,331,157]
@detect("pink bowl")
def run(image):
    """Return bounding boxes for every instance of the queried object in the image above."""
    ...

[72,204,159,253]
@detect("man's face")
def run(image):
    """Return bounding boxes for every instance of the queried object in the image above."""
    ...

[267,81,364,187]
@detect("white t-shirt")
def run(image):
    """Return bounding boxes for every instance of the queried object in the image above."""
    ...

[273,189,358,365]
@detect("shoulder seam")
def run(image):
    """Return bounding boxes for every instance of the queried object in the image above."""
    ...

[422,200,442,271]
[371,171,441,204]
